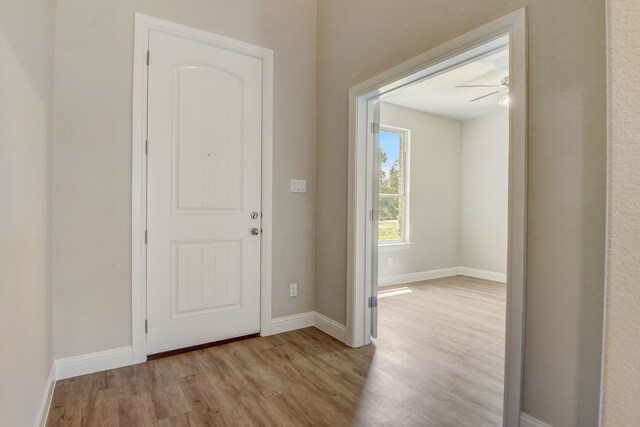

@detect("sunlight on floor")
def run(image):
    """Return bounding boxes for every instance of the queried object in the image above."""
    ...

[377,287,413,298]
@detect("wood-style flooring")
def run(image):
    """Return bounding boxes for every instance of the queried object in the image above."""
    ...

[46,275,505,426]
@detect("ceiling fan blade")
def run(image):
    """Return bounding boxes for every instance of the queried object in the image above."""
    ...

[456,85,501,88]
[468,91,501,103]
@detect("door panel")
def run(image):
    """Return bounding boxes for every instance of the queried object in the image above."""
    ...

[146,30,262,354]
[175,66,242,212]
[172,240,241,317]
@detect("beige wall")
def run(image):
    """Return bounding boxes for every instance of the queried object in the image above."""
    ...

[316,2,606,426]
[52,0,317,358]
[0,0,55,424]
[378,103,462,279]
[461,111,509,274]
[601,0,640,425]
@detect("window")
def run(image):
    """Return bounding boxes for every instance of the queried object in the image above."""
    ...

[378,126,409,244]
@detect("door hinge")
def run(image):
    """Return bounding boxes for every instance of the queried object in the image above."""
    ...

[146,50,150,66]
[370,122,380,134]
[145,230,148,244]
[145,139,149,155]
[368,296,378,308]
[369,209,379,221]
[145,319,148,333]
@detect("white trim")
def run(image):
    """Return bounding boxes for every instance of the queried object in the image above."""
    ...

[270,311,347,343]
[34,364,56,427]
[131,14,274,361]
[347,9,527,427]
[270,312,315,335]
[314,312,347,343]
[378,267,460,287]
[378,266,507,287]
[520,413,553,427]
[55,347,133,380]
[378,242,413,252]
[459,267,507,283]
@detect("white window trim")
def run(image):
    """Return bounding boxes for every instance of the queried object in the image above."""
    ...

[378,241,413,252]
[378,125,411,247]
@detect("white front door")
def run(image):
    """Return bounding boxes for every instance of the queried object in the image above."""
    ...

[146,30,262,354]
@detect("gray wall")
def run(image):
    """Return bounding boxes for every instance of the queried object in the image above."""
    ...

[377,104,509,280]
[461,111,509,274]
[316,2,606,426]
[378,103,462,278]
[0,0,55,424]
[601,0,640,425]
[52,0,317,358]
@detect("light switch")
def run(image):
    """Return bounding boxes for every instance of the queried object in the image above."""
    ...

[290,179,307,193]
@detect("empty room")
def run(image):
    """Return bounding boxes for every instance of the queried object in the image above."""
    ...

[1,1,638,427]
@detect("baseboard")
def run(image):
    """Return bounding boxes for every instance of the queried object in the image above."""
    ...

[458,267,506,283]
[520,412,553,427]
[271,311,346,343]
[378,267,460,287]
[34,363,56,427]
[379,266,506,286]
[314,312,347,343]
[55,346,133,380]
[270,311,315,335]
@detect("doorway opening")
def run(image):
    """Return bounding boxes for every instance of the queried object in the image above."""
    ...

[374,37,510,426]
[347,10,526,427]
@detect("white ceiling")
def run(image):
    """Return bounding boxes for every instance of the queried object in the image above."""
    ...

[381,44,510,121]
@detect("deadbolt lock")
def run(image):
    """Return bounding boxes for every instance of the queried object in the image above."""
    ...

[250,211,259,219]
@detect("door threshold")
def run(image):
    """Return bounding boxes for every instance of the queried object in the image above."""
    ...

[147,332,261,360]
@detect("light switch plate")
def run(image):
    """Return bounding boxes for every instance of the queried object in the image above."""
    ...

[290,179,306,193]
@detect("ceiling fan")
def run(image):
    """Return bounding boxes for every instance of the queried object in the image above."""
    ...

[456,76,510,107]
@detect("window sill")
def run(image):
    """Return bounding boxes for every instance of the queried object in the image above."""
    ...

[378,242,413,252]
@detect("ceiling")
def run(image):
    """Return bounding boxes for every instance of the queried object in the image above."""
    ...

[381,44,510,121]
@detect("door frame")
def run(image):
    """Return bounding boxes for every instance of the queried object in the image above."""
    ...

[131,13,274,364]
[346,9,527,427]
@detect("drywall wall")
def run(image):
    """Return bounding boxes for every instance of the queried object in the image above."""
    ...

[52,0,317,358]
[601,0,640,425]
[461,110,509,275]
[0,0,55,425]
[377,104,508,281]
[378,103,462,278]
[316,2,606,426]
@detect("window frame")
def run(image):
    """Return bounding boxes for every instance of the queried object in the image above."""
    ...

[377,125,411,247]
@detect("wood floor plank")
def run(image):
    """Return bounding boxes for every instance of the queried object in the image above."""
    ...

[46,275,505,426]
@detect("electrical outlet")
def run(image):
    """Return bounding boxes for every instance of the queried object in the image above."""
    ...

[388,257,393,266]
[289,283,298,297]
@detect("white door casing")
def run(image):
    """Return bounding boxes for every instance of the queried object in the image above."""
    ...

[132,14,274,360]
[347,9,527,427]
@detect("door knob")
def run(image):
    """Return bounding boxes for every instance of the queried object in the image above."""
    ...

[250,227,260,236]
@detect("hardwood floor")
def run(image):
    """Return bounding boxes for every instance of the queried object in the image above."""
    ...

[46,275,505,426]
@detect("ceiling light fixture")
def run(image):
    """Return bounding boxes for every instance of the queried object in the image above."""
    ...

[498,93,510,108]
